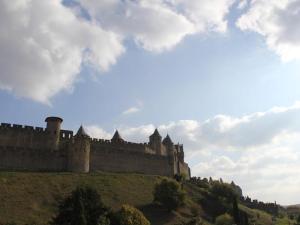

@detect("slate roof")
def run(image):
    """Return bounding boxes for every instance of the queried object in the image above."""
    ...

[111,130,124,142]
[76,125,89,137]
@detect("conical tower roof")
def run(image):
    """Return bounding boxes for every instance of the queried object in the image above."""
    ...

[76,125,89,137]
[163,134,173,145]
[150,128,161,138]
[111,130,124,142]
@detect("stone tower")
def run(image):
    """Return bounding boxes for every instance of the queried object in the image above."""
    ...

[178,144,184,162]
[149,129,162,155]
[162,134,174,155]
[45,116,63,150]
[68,126,90,173]
[163,134,176,175]
[111,130,124,143]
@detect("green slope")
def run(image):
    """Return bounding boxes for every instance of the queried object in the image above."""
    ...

[0,171,164,225]
[0,171,294,225]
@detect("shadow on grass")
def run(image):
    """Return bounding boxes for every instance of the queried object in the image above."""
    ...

[139,204,178,225]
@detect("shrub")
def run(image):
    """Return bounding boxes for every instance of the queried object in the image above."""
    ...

[210,182,238,201]
[198,191,228,219]
[184,217,205,225]
[51,186,111,225]
[153,179,185,211]
[119,205,150,225]
[215,213,234,225]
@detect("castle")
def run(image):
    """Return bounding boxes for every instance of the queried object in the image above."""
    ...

[0,117,190,178]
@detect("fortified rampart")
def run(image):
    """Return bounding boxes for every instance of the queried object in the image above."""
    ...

[0,117,191,178]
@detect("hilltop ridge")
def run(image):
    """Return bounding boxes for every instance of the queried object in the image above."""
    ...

[0,171,296,225]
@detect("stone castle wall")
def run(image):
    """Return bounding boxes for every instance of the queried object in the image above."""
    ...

[91,138,154,154]
[0,118,190,178]
[90,146,174,176]
[0,146,67,171]
[0,123,67,171]
[0,123,50,149]
[178,161,190,178]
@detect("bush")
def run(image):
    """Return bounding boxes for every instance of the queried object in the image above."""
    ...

[210,182,238,201]
[153,179,185,211]
[184,217,205,225]
[51,186,111,225]
[198,191,228,219]
[119,205,150,225]
[215,213,234,225]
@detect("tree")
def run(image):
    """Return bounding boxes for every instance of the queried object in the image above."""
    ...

[215,213,234,225]
[297,215,300,225]
[210,182,238,201]
[243,212,249,225]
[186,217,205,225]
[119,204,150,225]
[153,179,185,211]
[51,186,110,225]
[232,197,240,225]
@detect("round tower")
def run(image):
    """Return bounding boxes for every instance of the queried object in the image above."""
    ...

[68,126,90,173]
[45,116,63,150]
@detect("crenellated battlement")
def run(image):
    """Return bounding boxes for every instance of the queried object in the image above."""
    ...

[91,138,148,146]
[0,117,190,178]
[0,123,47,133]
[60,130,73,139]
[91,138,110,144]
[91,139,149,150]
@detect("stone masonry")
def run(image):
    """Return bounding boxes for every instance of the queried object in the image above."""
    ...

[0,117,191,178]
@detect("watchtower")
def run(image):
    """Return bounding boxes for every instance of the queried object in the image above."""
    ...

[111,130,124,143]
[45,116,63,150]
[162,134,174,155]
[149,129,162,155]
[68,126,90,173]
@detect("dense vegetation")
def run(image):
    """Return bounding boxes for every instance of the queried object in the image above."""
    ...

[0,171,298,225]
[153,179,185,211]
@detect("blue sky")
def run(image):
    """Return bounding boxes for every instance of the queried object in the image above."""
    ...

[2,0,300,204]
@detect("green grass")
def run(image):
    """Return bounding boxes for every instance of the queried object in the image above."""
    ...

[275,217,296,225]
[0,171,287,225]
[0,171,164,225]
[239,204,274,225]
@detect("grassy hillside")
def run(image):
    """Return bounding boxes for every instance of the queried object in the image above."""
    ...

[0,171,296,225]
[0,171,164,225]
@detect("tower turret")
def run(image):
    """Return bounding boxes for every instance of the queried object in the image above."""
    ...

[68,126,90,173]
[178,144,184,162]
[111,130,124,143]
[45,116,63,150]
[149,129,162,155]
[163,134,174,155]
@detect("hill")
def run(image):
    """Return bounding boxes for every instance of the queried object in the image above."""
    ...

[0,171,296,225]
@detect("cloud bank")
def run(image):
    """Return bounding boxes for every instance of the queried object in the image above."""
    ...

[0,0,124,103]
[237,0,300,62]
[0,0,235,103]
[2,0,300,103]
[86,102,300,205]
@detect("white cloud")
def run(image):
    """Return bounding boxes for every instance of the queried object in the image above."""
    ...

[87,101,300,205]
[237,0,300,62]
[0,0,236,103]
[0,0,124,103]
[122,107,141,115]
[170,0,236,33]
[84,125,112,139]
[122,100,143,115]
[78,0,235,51]
[119,124,156,143]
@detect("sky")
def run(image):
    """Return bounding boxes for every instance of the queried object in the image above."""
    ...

[1,0,300,205]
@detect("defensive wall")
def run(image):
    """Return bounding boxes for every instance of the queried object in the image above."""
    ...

[0,117,191,178]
